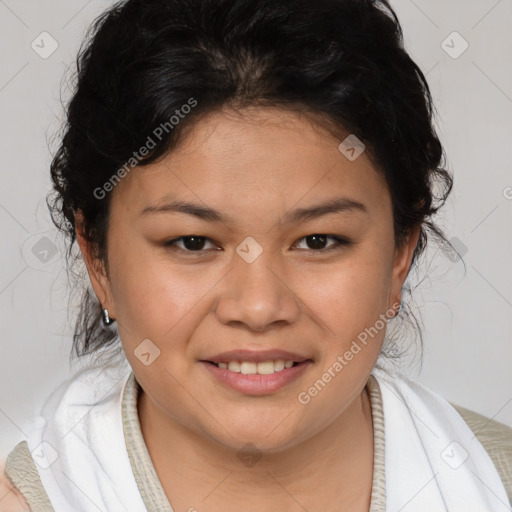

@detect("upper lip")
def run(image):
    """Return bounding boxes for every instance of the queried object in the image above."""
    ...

[201,349,312,364]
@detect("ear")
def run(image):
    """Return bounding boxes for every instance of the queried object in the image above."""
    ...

[388,224,421,312]
[74,211,116,318]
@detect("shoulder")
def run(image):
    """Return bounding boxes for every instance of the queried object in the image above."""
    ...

[0,365,132,512]
[0,475,30,511]
[450,402,512,504]
[1,441,54,512]
[0,452,30,512]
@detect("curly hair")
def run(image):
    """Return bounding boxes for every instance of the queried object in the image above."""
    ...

[47,0,454,368]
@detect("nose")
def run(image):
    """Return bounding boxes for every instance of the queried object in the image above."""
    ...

[215,249,301,332]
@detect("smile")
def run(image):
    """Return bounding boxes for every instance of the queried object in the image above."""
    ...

[201,360,313,395]
[209,359,299,374]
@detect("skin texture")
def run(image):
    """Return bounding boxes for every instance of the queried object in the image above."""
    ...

[0,460,30,512]
[76,106,420,512]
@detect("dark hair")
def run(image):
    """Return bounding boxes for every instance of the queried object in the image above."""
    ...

[47,0,455,368]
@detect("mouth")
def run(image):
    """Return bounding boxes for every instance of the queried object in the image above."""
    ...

[199,354,314,395]
[201,359,307,375]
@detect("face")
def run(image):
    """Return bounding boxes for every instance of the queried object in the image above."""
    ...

[77,106,419,453]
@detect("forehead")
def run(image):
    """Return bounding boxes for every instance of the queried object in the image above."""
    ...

[111,106,391,221]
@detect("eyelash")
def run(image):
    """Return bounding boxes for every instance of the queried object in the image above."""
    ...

[162,234,351,255]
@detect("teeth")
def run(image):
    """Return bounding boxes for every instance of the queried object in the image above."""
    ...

[215,359,299,374]
[240,361,257,374]
[274,360,285,371]
[227,361,240,372]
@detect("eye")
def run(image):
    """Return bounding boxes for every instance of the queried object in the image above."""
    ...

[163,236,218,252]
[293,234,351,252]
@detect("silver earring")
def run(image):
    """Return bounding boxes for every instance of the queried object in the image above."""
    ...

[102,308,114,326]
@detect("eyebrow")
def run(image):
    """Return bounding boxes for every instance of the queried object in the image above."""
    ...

[138,197,368,224]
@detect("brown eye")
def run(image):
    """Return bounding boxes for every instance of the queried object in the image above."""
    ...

[294,234,350,252]
[164,236,217,252]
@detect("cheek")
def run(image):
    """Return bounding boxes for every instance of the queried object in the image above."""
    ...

[295,257,390,419]
[297,251,392,340]
[108,247,223,342]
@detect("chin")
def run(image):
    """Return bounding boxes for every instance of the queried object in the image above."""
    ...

[204,420,305,455]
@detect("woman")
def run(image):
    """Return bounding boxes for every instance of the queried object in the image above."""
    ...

[1,0,511,510]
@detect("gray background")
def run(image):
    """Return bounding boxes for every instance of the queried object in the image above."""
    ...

[1,0,511,458]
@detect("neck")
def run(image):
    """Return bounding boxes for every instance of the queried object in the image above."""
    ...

[137,384,374,512]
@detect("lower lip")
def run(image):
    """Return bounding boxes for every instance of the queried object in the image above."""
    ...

[200,361,313,395]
